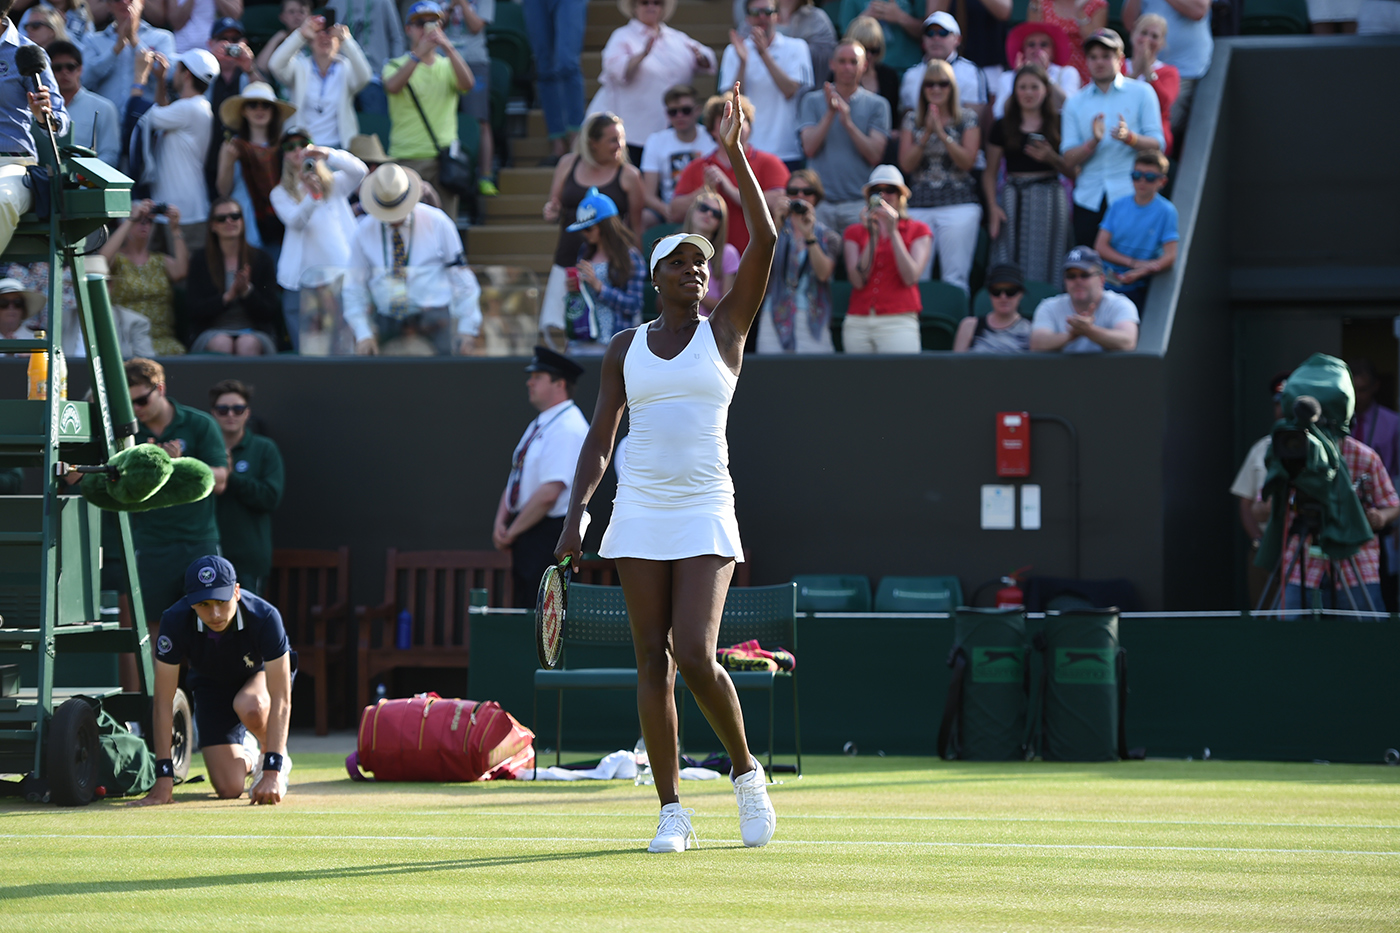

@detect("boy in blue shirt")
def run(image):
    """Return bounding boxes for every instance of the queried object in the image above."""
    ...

[1094,150,1178,311]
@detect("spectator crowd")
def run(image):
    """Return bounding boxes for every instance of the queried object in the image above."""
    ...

[3,0,1250,356]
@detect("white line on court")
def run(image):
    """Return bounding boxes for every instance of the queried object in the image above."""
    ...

[3,833,1397,856]
[286,811,1400,831]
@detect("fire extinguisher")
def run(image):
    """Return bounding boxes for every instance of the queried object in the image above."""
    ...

[995,566,1032,609]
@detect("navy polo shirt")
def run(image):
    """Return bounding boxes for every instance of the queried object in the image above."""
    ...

[155,592,290,688]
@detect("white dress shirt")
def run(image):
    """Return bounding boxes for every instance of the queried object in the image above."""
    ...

[718,31,812,162]
[269,148,368,289]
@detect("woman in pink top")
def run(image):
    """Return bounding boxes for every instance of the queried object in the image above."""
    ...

[588,0,718,164]
[1027,0,1109,84]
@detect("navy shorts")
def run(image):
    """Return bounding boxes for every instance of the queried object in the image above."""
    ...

[190,651,297,749]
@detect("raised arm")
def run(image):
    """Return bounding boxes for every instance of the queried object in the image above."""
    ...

[554,332,633,565]
[709,83,776,367]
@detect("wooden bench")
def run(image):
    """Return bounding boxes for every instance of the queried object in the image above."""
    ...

[266,547,351,736]
[532,582,800,775]
[355,549,512,711]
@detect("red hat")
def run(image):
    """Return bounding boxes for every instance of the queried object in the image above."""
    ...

[1005,21,1073,69]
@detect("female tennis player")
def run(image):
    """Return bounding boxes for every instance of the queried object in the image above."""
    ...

[555,83,778,854]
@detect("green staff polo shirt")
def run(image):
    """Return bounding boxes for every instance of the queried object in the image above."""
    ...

[131,398,227,548]
[216,429,286,585]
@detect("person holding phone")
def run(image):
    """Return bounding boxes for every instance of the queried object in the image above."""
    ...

[840,163,931,353]
[269,8,372,150]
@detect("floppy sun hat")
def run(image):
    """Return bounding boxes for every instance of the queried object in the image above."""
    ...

[219,81,296,128]
[1005,21,1073,68]
[650,232,715,276]
[566,186,621,232]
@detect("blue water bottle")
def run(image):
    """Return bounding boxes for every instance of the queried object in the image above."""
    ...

[396,609,412,649]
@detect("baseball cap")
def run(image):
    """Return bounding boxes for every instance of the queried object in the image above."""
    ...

[210,16,244,38]
[650,232,715,276]
[184,555,238,604]
[177,48,220,84]
[1083,28,1124,54]
[986,263,1024,289]
[923,11,960,34]
[406,1,444,22]
[1063,246,1104,273]
[566,186,620,232]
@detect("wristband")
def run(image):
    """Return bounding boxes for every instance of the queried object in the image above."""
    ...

[155,758,174,779]
[804,238,817,245]
[130,82,146,91]
[263,751,284,773]
[408,52,422,63]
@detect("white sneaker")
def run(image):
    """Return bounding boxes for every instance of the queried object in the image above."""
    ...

[648,803,697,853]
[732,758,776,847]
[242,731,262,792]
[276,754,292,797]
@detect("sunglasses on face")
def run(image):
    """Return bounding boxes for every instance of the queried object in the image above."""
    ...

[1064,269,1096,280]
[130,389,156,407]
[666,105,694,117]
[695,202,722,218]
[870,186,900,196]
[212,211,243,223]
[923,80,951,88]
[245,100,275,111]
[213,404,248,416]
[747,6,776,15]
[1131,170,1164,182]
[787,187,817,197]
[988,286,1024,297]
[282,138,309,151]
[0,296,27,309]
[51,61,79,73]
[637,0,664,5]
[925,26,952,37]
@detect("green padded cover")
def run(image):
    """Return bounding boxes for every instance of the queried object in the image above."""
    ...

[952,608,1028,761]
[1041,610,1121,762]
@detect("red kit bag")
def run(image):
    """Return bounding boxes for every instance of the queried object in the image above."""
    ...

[346,693,536,782]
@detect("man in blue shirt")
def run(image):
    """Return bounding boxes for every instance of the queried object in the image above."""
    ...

[1060,29,1163,249]
[131,556,295,806]
[80,0,176,112]
[0,0,69,257]
[1095,149,1179,311]
[47,41,120,166]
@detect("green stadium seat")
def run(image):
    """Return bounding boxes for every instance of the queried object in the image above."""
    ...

[1241,0,1309,33]
[490,0,529,40]
[918,279,967,325]
[489,59,513,139]
[829,279,851,351]
[487,30,533,102]
[793,574,872,612]
[640,223,681,321]
[820,0,845,32]
[920,315,956,351]
[1010,0,1032,24]
[458,111,480,174]
[971,279,1061,319]
[358,111,391,152]
[241,4,283,54]
[875,576,964,613]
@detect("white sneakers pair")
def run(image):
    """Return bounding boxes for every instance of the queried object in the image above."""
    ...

[647,757,777,853]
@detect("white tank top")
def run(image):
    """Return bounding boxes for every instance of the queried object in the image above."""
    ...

[614,317,737,511]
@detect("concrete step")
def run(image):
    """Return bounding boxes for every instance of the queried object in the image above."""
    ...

[467,222,560,256]
[509,135,554,160]
[484,192,549,221]
[461,251,555,275]
[526,109,546,137]
[498,166,556,195]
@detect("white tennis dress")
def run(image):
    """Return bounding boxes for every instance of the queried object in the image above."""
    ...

[599,317,745,562]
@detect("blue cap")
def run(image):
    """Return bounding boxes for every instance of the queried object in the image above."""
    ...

[566,187,620,232]
[210,16,244,38]
[406,1,444,21]
[184,555,238,604]
[1063,246,1103,273]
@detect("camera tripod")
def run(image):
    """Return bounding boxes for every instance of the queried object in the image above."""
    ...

[1256,494,1379,615]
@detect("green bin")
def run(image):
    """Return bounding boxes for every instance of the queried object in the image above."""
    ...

[938,608,1028,761]
[1040,609,1126,761]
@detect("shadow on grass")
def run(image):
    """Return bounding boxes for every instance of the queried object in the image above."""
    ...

[0,849,633,901]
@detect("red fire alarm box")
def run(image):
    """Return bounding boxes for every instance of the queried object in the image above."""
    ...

[996,411,1030,477]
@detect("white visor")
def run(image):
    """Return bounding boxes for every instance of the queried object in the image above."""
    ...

[650,233,716,276]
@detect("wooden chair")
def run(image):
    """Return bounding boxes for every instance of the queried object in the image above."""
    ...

[266,548,351,736]
[355,549,513,712]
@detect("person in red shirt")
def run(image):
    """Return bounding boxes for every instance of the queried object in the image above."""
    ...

[841,164,932,353]
[671,92,789,253]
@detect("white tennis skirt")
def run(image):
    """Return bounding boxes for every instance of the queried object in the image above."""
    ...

[598,501,744,562]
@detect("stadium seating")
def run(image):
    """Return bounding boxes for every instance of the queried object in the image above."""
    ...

[357,111,392,152]
[355,549,514,711]
[266,547,352,735]
[1240,0,1309,33]
[874,575,964,612]
[971,279,1062,319]
[533,583,801,774]
[792,574,872,612]
[241,4,283,53]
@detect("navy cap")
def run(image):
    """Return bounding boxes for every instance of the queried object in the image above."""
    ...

[184,555,238,603]
[211,16,244,38]
[1063,246,1104,273]
[525,345,585,383]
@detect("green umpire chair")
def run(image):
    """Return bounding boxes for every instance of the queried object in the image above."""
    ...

[875,576,964,613]
[533,583,801,775]
[793,574,872,612]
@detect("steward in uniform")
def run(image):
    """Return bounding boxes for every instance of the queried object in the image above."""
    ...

[210,379,285,595]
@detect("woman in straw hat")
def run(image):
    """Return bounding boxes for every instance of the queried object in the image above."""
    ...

[268,126,367,349]
[588,0,716,165]
[555,84,780,855]
[215,82,296,255]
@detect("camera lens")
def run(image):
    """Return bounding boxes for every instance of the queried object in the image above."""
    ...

[304,158,317,172]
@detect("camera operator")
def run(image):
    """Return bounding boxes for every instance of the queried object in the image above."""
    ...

[1253,424,1400,613]
[756,168,838,353]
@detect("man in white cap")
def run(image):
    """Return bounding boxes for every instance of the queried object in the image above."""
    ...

[141,47,217,244]
[0,278,43,342]
[897,12,988,114]
[343,162,482,355]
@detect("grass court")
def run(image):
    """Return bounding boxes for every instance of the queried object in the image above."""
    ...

[2,754,1398,931]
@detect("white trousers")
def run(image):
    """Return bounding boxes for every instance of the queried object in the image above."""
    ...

[841,312,920,354]
[0,164,35,257]
[908,202,982,294]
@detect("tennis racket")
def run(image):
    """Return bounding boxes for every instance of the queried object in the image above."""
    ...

[535,555,571,670]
